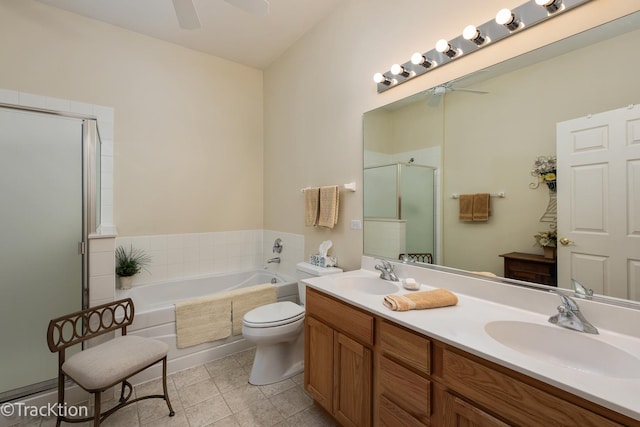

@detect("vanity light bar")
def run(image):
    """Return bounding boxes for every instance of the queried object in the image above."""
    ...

[374,0,591,93]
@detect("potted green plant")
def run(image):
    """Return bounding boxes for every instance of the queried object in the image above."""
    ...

[115,245,151,290]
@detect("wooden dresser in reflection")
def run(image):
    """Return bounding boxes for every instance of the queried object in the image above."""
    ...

[499,252,557,287]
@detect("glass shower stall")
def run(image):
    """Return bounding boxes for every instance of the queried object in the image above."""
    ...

[0,105,101,402]
[364,162,437,261]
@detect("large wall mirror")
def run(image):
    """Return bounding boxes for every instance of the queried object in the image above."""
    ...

[363,11,640,303]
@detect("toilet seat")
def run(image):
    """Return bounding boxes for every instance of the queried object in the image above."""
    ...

[243,301,304,328]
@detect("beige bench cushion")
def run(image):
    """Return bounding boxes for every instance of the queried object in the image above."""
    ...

[62,335,169,391]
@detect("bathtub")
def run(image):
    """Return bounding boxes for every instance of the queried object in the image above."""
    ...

[115,269,299,383]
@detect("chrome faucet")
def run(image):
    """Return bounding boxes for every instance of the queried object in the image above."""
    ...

[548,294,598,334]
[375,260,399,282]
[572,278,594,299]
[267,257,281,264]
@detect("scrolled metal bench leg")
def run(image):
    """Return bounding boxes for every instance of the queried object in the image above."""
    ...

[118,380,133,403]
[93,391,101,426]
[161,357,175,416]
[56,370,65,427]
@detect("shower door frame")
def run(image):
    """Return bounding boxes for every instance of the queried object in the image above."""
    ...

[0,103,100,401]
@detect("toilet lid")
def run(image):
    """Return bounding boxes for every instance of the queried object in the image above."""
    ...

[243,301,304,328]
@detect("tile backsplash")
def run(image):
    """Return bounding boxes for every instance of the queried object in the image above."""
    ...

[116,230,304,286]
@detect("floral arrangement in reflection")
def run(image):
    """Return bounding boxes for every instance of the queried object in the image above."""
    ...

[533,229,557,248]
[531,155,557,191]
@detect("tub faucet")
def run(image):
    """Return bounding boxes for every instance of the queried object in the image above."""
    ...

[375,260,399,282]
[548,294,599,334]
[267,257,281,264]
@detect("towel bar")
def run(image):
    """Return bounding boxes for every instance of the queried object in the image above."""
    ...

[300,182,357,192]
[451,191,505,199]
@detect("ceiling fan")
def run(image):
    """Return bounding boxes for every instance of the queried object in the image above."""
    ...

[425,82,488,107]
[171,0,270,30]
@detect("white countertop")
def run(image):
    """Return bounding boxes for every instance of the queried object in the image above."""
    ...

[303,258,640,421]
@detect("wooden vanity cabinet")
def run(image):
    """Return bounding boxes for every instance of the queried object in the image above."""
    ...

[305,288,636,427]
[305,288,374,427]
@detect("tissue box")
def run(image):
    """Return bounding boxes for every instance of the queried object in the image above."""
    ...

[309,254,337,267]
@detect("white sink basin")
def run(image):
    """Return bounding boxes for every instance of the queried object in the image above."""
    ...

[333,276,399,295]
[484,320,640,378]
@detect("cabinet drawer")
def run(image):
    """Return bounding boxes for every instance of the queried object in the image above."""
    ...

[380,320,430,375]
[443,392,510,427]
[442,349,621,427]
[508,259,549,274]
[379,395,425,427]
[379,356,431,425]
[306,288,374,346]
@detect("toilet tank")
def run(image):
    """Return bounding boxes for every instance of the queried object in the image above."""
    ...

[295,262,343,305]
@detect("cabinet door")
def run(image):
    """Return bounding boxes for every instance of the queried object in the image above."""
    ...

[334,332,372,427]
[305,316,334,413]
[443,392,510,427]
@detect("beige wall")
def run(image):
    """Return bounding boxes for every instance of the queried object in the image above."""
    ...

[1,0,638,271]
[264,0,640,270]
[0,0,263,236]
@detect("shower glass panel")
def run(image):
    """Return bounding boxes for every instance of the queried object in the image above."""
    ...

[401,165,436,256]
[363,164,399,218]
[0,108,84,401]
[364,163,436,259]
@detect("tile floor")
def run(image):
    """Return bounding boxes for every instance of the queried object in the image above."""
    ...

[11,348,337,427]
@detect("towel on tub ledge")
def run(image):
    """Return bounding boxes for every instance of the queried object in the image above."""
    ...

[175,294,232,348]
[383,288,458,312]
[228,283,277,336]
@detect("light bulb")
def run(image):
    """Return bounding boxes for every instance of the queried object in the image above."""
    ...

[496,8,520,31]
[390,64,410,77]
[462,25,486,46]
[411,52,432,68]
[536,0,562,12]
[373,73,386,84]
[462,25,478,40]
[435,39,449,53]
[435,39,457,58]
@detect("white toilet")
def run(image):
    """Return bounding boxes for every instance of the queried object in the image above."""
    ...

[242,262,342,385]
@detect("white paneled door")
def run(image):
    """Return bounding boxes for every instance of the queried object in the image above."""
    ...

[557,104,640,300]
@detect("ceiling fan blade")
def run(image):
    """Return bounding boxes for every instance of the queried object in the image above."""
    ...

[449,87,489,94]
[172,0,201,30]
[224,0,270,17]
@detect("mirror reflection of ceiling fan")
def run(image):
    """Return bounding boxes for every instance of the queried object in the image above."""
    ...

[171,0,270,30]
[426,82,488,107]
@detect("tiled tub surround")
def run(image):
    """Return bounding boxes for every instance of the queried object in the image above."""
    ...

[303,256,640,422]
[88,230,304,311]
[116,230,304,286]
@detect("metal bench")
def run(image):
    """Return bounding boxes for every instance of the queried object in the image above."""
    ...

[47,298,175,426]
